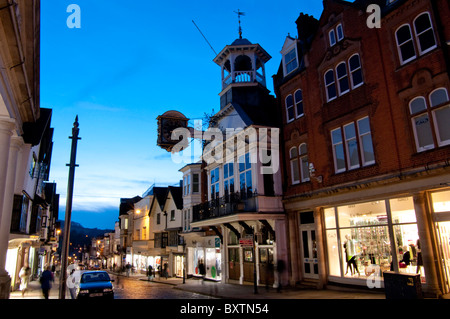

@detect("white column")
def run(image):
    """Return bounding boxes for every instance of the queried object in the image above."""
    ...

[221,225,228,283]
[0,137,23,272]
[0,117,16,299]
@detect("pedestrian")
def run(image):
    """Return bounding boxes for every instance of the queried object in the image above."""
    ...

[147,265,153,281]
[126,262,131,277]
[68,268,77,299]
[19,265,31,297]
[40,265,54,299]
[115,274,122,289]
[163,263,169,279]
[198,259,206,284]
[276,259,285,293]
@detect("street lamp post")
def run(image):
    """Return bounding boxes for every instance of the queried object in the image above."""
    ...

[59,116,80,299]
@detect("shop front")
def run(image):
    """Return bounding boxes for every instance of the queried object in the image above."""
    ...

[430,189,450,295]
[190,236,222,281]
[324,196,424,287]
[6,238,40,290]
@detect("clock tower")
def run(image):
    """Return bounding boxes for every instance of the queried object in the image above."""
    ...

[213,37,272,110]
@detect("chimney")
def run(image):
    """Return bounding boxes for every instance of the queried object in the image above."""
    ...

[295,13,319,44]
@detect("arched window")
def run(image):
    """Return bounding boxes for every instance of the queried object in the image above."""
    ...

[325,69,337,101]
[413,12,436,55]
[286,94,294,122]
[429,88,450,147]
[396,24,416,64]
[294,89,304,118]
[349,54,363,88]
[429,88,449,107]
[336,62,349,95]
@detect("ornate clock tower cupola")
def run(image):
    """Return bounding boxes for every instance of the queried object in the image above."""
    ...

[213,27,272,110]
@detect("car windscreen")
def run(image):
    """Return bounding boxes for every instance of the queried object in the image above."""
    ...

[81,272,111,283]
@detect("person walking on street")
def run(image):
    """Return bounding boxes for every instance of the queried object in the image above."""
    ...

[126,262,131,277]
[276,259,285,293]
[40,265,54,299]
[147,265,153,281]
[163,263,169,279]
[198,259,206,284]
[19,265,30,297]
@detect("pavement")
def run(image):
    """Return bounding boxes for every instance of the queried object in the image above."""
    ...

[8,271,386,300]
[9,275,70,299]
[110,271,387,300]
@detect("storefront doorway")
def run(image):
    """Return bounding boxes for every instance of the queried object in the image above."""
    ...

[300,224,318,279]
[431,190,450,294]
[228,248,240,280]
[259,247,274,285]
[436,222,450,294]
[243,248,255,283]
[299,212,318,279]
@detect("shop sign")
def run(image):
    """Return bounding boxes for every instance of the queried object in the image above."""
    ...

[239,236,254,247]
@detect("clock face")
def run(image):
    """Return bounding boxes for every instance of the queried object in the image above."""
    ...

[161,118,187,143]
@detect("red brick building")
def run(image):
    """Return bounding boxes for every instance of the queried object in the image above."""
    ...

[273,0,450,297]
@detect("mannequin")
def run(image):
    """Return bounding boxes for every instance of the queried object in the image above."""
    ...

[344,235,360,276]
[416,239,423,274]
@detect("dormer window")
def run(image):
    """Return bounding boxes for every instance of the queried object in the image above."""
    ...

[284,48,298,75]
[281,36,300,77]
[329,23,344,47]
[329,29,336,47]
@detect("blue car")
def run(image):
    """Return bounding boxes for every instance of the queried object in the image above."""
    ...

[77,271,114,299]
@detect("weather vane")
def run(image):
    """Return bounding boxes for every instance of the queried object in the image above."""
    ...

[234,9,245,39]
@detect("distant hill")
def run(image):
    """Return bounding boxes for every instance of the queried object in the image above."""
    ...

[59,220,114,258]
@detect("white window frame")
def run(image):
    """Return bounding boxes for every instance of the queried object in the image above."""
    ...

[336,24,344,42]
[294,89,304,118]
[223,161,235,197]
[357,117,375,166]
[349,54,363,89]
[284,48,298,75]
[325,69,337,102]
[192,173,199,193]
[413,12,437,56]
[430,88,450,147]
[329,24,344,47]
[289,147,300,184]
[331,127,346,173]
[409,96,434,152]
[299,143,310,182]
[331,117,376,173]
[239,153,253,196]
[329,29,336,47]
[336,62,350,96]
[210,167,220,200]
[286,94,295,122]
[343,122,360,170]
[395,24,416,65]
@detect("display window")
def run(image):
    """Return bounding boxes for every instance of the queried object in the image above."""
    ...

[325,197,424,284]
[194,248,204,275]
[431,190,450,293]
[206,248,222,280]
[431,190,450,213]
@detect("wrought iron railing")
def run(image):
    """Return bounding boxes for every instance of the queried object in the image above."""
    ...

[192,191,258,222]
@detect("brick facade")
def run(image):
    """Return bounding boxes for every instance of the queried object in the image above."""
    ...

[274,0,450,296]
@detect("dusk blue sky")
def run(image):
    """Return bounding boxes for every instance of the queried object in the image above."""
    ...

[41,0,324,229]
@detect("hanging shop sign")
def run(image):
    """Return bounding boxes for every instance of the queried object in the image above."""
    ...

[239,236,254,247]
